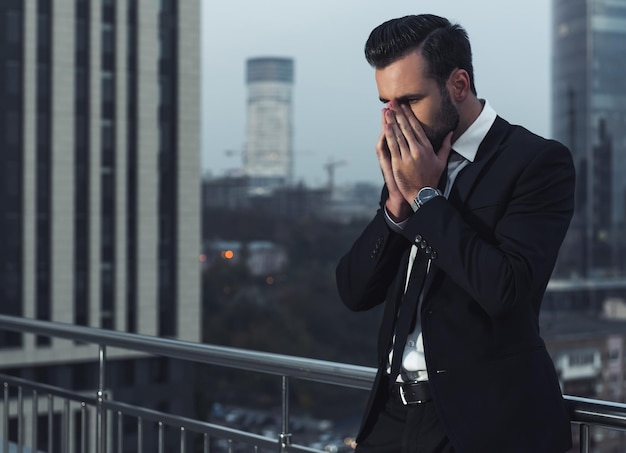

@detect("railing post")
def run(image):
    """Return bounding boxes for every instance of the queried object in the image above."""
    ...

[117,411,123,453]
[82,403,89,453]
[137,416,143,452]
[278,375,291,452]
[62,399,70,452]
[97,344,107,453]
[4,382,9,453]
[47,394,53,451]
[17,386,23,453]
[579,423,590,453]
[180,426,186,453]
[31,390,38,453]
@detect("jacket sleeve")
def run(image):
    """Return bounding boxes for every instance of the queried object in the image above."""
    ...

[398,141,575,318]
[335,186,410,312]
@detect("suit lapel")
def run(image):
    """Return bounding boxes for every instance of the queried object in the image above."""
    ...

[421,116,510,303]
[450,116,510,206]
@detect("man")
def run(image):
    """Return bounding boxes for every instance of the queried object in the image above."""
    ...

[336,14,574,453]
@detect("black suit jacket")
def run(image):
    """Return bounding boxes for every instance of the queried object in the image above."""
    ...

[336,117,575,452]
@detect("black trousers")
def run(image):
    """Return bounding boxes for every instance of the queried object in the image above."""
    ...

[355,381,454,453]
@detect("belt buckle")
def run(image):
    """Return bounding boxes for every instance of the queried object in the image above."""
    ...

[399,385,410,405]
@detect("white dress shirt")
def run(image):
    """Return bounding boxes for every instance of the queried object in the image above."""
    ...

[384,100,498,382]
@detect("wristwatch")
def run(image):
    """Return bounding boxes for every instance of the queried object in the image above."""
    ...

[411,187,442,212]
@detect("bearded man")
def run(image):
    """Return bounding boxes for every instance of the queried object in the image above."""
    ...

[336,14,574,453]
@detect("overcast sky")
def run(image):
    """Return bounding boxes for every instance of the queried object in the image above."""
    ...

[202,0,552,188]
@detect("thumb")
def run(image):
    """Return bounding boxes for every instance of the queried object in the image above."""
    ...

[438,131,454,164]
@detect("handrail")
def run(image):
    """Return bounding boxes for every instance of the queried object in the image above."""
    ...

[565,395,626,429]
[0,373,322,453]
[0,315,373,390]
[1,314,626,448]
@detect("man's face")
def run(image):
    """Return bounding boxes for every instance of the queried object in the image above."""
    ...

[375,50,459,151]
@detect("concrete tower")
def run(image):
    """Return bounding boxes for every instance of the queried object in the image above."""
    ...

[244,57,294,195]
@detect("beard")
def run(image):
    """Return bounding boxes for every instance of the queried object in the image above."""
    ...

[422,87,460,153]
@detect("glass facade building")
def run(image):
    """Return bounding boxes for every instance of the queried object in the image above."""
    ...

[552,0,626,276]
[0,0,201,450]
[0,0,200,344]
[0,0,25,347]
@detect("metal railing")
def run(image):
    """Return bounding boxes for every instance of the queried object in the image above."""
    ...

[0,314,625,453]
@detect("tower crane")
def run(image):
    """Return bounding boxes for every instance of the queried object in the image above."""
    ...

[323,158,347,196]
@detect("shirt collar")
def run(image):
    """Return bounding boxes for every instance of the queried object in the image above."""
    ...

[451,99,497,163]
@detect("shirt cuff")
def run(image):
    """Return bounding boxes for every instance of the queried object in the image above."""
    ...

[384,206,408,233]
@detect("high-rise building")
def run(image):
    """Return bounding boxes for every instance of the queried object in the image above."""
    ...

[0,0,200,450]
[552,0,626,277]
[244,57,294,195]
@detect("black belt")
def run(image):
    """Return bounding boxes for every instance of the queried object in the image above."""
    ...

[394,380,432,405]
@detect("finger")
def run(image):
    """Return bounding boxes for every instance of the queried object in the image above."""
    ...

[392,105,423,151]
[400,104,431,150]
[390,101,426,148]
[375,132,390,161]
[376,133,400,189]
[379,109,400,160]
[384,108,409,153]
[376,131,399,167]
[384,122,406,159]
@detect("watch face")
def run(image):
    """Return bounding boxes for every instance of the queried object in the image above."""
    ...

[413,187,441,211]
[420,188,438,198]
[418,187,442,204]
[418,187,438,201]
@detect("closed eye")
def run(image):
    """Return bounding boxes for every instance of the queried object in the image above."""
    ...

[378,95,425,105]
[397,96,424,105]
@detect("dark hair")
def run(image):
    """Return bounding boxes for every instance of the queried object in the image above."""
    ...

[365,14,477,95]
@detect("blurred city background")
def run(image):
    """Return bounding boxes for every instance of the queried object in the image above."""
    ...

[0,0,625,451]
